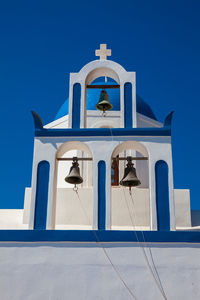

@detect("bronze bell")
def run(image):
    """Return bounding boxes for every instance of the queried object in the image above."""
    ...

[65,157,83,185]
[96,90,113,112]
[120,156,141,189]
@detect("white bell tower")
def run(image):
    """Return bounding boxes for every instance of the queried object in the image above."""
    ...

[24,44,191,233]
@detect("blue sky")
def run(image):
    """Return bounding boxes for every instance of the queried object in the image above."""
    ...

[0,0,200,209]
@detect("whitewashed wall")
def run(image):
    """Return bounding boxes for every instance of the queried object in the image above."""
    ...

[0,242,199,300]
[0,187,187,230]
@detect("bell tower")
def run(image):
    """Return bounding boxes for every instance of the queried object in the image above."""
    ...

[25,44,191,232]
[67,43,137,129]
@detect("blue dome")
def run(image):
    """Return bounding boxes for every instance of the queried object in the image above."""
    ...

[55,81,157,121]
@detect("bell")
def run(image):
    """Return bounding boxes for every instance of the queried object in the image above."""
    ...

[120,157,141,189]
[65,157,83,185]
[96,90,113,112]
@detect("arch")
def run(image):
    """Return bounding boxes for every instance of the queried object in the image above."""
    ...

[110,141,150,230]
[155,160,170,231]
[79,60,126,84]
[68,59,136,129]
[34,160,50,230]
[111,141,149,158]
[56,141,92,158]
[72,83,81,129]
[98,160,106,230]
[124,82,133,128]
[54,141,93,229]
[85,67,120,85]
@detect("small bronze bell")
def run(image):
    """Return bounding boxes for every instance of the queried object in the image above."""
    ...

[96,90,113,114]
[120,157,141,190]
[65,157,83,186]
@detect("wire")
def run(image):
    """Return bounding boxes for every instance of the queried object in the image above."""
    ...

[122,187,167,300]
[74,189,138,300]
[108,125,167,299]
[129,192,166,298]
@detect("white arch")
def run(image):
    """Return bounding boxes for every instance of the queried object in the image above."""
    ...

[68,59,136,128]
[79,60,126,84]
[111,141,149,158]
[56,141,92,158]
[85,67,120,85]
[52,141,93,229]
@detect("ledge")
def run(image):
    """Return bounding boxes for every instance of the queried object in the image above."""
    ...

[34,127,171,137]
[0,230,199,243]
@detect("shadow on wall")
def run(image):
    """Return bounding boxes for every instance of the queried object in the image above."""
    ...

[191,210,200,227]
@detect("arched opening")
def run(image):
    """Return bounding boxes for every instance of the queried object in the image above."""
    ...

[98,160,106,230]
[84,67,121,128]
[54,142,93,229]
[111,141,150,230]
[155,160,170,231]
[34,161,50,230]
[72,83,81,129]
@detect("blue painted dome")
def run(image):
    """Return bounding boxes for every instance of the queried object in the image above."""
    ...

[55,81,157,121]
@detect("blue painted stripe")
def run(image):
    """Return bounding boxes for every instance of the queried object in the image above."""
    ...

[98,161,106,230]
[34,161,50,230]
[124,82,133,128]
[0,230,199,243]
[72,83,81,129]
[155,160,170,231]
[35,127,171,137]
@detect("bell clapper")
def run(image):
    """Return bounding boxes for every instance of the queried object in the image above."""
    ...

[73,184,78,193]
[129,186,132,195]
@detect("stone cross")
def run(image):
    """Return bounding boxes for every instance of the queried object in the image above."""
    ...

[95,44,111,60]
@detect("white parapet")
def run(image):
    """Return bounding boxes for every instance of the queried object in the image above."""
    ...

[0,210,28,229]
[3,186,190,230]
[174,189,191,229]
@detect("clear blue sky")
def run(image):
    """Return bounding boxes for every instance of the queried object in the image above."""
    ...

[0,0,199,209]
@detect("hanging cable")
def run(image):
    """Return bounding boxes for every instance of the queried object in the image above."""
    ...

[129,192,167,298]
[74,189,138,300]
[108,126,167,299]
[122,188,167,300]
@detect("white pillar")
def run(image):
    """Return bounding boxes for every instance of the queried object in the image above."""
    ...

[149,157,158,230]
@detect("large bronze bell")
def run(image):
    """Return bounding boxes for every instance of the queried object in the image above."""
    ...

[65,157,83,186]
[120,156,141,189]
[96,90,113,113]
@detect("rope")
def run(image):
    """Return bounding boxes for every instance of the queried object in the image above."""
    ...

[129,192,166,298]
[74,189,138,300]
[122,188,167,300]
[109,126,166,298]
[72,127,166,299]
[108,126,167,299]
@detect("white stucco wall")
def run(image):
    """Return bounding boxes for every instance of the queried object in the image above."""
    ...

[0,242,200,300]
[0,210,28,229]
[19,186,191,230]
[44,112,162,130]
[175,189,191,228]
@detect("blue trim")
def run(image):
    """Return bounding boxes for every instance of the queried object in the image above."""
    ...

[124,83,133,128]
[155,160,170,231]
[72,83,81,129]
[98,161,106,230]
[34,161,50,230]
[0,230,200,243]
[34,127,171,137]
